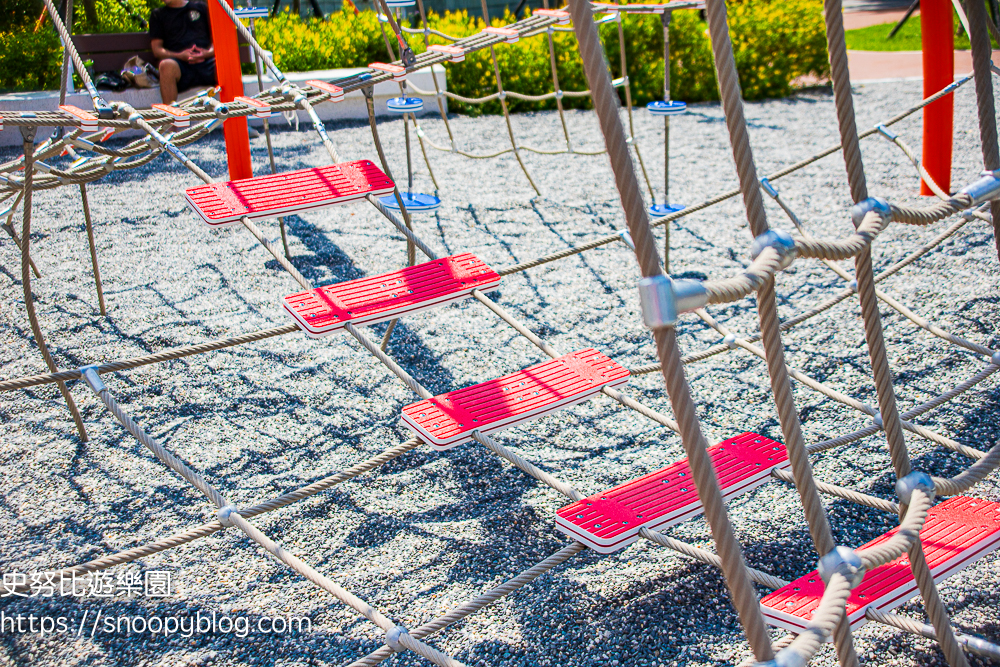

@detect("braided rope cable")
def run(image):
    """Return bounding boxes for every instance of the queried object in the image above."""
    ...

[769,468,900,514]
[3,10,992,667]
[362,88,417,267]
[228,513,467,667]
[823,0,971,649]
[415,0,458,149]
[932,439,1000,496]
[865,608,1000,661]
[18,439,420,594]
[39,0,110,116]
[61,359,460,667]
[479,0,541,196]
[638,528,790,590]
[542,0,575,152]
[759,489,935,667]
[86,378,230,509]
[703,0,861,661]
[17,128,89,442]
[761,573,853,667]
[210,0,287,83]
[965,0,1000,258]
[79,184,107,316]
[494,74,974,278]
[696,309,991,462]
[348,541,587,667]
[0,324,299,392]
[775,185,996,360]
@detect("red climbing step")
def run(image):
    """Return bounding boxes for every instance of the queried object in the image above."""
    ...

[369,62,406,81]
[402,349,629,450]
[483,26,519,43]
[533,8,570,24]
[283,253,501,337]
[306,80,345,102]
[59,105,99,132]
[184,160,395,227]
[235,96,271,118]
[152,103,190,129]
[761,496,1000,633]
[555,433,788,553]
[427,44,465,62]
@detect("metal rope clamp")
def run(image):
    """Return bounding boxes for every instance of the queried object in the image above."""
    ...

[758,652,810,667]
[895,470,935,505]
[817,545,865,589]
[79,365,106,394]
[637,274,707,329]
[216,505,240,528]
[960,170,1000,206]
[749,228,796,271]
[850,196,892,229]
[759,177,779,200]
[385,625,410,652]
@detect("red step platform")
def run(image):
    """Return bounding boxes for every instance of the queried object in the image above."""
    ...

[401,349,629,450]
[184,160,395,228]
[555,433,789,553]
[761,496,1000,633]
[283,253,501,337]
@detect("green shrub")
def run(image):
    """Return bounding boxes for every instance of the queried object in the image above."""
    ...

[0,27,62,93]
[250,8,386,73]
[1,0,831,105]
[0,0,42,33]
[0,0,157,92]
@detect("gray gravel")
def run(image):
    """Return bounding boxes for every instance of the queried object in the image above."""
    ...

[1,78,998,667]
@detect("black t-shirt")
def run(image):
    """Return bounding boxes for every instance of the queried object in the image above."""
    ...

[149,1,212,54]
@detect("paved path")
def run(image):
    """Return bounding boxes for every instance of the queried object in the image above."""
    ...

[849,48,1000,81]
[842,8,995,81]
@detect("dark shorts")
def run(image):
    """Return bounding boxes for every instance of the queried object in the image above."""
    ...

[177,58,217,91]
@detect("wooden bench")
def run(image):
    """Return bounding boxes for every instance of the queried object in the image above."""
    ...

[70,32,253,74]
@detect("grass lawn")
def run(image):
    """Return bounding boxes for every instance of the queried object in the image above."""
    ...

[844,13,979,51]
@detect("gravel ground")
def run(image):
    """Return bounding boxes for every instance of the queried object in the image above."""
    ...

[1,77,998,667]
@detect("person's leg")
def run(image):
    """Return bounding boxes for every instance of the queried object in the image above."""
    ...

[158,58,181,104]
[192,59,217,88]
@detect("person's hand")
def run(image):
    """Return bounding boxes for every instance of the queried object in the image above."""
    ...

[178,45,199,63]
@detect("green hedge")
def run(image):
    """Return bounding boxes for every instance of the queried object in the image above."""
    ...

[0,0,157,93]
[2,0,830,108]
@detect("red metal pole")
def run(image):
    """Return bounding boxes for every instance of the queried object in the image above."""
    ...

[920,0,954,195]
[208,0,253,181]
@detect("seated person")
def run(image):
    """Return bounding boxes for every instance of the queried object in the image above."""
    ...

[149,0,216,104]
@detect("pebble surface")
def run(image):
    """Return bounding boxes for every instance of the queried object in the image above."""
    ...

[1,78,998,667]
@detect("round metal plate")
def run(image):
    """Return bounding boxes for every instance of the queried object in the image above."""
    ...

[379,192,442,211]
[387,97,424,114]
[647,100,687,116]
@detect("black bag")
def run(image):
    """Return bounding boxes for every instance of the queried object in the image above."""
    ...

[94,71,128,92]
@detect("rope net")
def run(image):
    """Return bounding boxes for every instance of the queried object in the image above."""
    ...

[1,1,1000,665]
